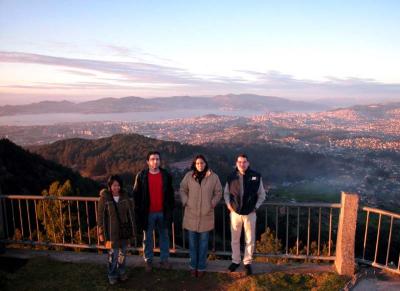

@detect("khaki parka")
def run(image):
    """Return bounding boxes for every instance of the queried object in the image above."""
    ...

[179,170,222,232]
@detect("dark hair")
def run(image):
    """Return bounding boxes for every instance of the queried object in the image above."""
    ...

[191,154,209,171]
[107,175,123,192]
[146,151,161,161]
[236,153,248,161]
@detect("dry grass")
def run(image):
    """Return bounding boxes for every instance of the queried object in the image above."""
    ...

[0,257,348,290]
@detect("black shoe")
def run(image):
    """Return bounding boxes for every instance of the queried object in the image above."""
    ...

[228,263,240,272]
[244,264,253,276]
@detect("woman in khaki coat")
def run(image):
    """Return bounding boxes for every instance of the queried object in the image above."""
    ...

[180,155,222,277]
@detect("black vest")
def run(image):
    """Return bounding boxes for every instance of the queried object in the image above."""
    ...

[227,168,261,215]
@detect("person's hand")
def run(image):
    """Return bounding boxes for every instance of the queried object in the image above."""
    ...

[99,234,105,243]
[105,241,112,249]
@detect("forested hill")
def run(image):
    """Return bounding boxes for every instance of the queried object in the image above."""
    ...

[29,133,349,192]
[29,134,233,184]
[0,138,99,195]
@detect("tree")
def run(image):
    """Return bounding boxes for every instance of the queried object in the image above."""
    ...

[36,180,74,244]
[255,227,282,263]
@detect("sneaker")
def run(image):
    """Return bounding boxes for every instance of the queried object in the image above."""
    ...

[190,269,197,277]
[109,277,118,285]
[197,270,205,278]
[159,261,172,269]
[145,261,153,273]
[119,273,128,282]
[228,263,240,272]
[244,264,253,276]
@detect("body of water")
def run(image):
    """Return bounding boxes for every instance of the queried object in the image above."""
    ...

[0,109,263,126]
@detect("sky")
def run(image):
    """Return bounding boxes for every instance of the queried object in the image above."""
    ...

[0,0,399,105]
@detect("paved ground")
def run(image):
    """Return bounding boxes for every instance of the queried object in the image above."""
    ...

[1,248,334,276]
[351,267,400,291]
[353,279,400,291]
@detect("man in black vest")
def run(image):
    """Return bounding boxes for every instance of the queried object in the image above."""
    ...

[224,153,266,275]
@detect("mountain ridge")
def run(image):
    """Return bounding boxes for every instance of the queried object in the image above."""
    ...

[0,94,328,116]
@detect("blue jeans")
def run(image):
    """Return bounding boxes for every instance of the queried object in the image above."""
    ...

[188,230,209,271]
[108,240,127,280]
[143,212,170,263]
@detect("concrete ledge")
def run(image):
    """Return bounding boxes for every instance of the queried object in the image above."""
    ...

[1,248,334,275]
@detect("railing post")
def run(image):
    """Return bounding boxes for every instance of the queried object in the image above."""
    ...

[0,187,5,239]
[0,188,7,254]
[335,192,359,276]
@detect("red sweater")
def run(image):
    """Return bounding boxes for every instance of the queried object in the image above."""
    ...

[148,172,164,213]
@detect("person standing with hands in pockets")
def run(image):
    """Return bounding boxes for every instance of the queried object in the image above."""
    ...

[180,155,222,277]
[224,154,266,276]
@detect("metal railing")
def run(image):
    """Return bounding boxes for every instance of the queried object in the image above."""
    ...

[0,195,101,249]
[256,202,341,261]
[356,206,400,275]
[0,194,340,262]
[2,195,400,274]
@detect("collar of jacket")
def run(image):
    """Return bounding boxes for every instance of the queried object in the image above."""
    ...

[228,167,258,183]
[235,167,252,177]
[99,188,129,201]
[191,169,212,178]
[142,167,167,176]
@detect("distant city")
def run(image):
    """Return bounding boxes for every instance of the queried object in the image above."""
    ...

[2,103,399,151]
[1,98,400,211]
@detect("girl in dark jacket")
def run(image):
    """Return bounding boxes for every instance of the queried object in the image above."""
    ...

[98,175,136,285]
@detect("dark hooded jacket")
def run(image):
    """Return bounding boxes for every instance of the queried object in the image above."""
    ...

[97,189,136,247]
[132,168,175,232]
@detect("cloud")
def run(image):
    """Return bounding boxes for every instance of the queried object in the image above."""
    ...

[235,70,400,99]
[61,69,97,76]
[0,50,194,84]
[1,50,400,102]
[0,81,155,90]
[100,44,175,64]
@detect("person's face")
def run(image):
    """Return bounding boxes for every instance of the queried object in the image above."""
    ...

[110,181,121,195]
[195,158,206,172]
[147,154,160,170]
[236,156,249,173]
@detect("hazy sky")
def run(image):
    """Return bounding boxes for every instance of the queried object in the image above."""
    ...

[0,0,399,105]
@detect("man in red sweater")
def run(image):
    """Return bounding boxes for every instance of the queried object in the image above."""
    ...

[133,151,175,272]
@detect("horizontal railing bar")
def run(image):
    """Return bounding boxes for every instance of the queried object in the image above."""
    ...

[0,239,106,249]
[174,249,335,261]
[0,195,341,208]
[0,239,171,253]
[254,253,336,261]
[0,239,336,261]
[263,202,341,208]
[357,259,400,275]
[0,195,99,202]
[361,206,400,219]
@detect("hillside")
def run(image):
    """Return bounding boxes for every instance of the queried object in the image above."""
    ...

[326,102,400,120]
[0,138,99,195]
[29,133,232,184]
[29,134,350,195]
